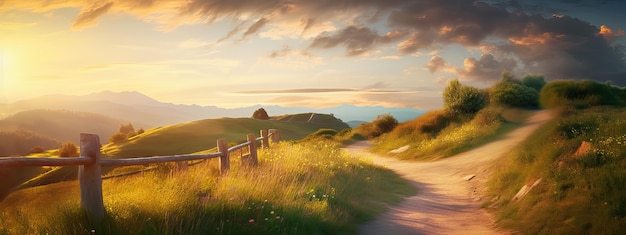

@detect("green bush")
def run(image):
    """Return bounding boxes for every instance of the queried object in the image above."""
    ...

[490,73,539,108]
[443,79,488,114]
[540,80,625,109]
[521,74,547,92]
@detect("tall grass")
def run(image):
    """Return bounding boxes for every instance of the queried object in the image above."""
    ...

[372,106,523,160]
[486,106,626,234]
[0,140,415,235]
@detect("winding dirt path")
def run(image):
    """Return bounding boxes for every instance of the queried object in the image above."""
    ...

[344,110,554,235]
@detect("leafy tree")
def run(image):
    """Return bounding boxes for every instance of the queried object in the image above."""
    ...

[252,108,270,120]
[490,73,539,107]
[59,142,78,158]
[443,79,488,114]
[118,123,135,135]
[521,74,547,91]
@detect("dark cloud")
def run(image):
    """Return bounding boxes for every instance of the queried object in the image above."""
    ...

[7,0,626,84]
[309,26,407,56]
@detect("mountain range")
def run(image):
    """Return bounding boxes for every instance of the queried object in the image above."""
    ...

[0,91,426,128]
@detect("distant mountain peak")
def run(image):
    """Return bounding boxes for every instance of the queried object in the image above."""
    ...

[82,90,161,106]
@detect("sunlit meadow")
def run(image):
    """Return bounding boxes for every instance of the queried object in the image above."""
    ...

[0,140,415,235]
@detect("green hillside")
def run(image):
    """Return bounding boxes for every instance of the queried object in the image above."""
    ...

[3,113,349,198]
[105,114,349,158]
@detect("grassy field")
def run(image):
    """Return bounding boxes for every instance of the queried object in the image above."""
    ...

[3,114,349,197]
[486,106,626,234]
[0,139,415,234]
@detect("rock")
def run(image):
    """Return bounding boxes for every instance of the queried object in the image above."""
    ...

[574,141,592,157]
[512,178,542,202]
[463,175,475,181]
[389,145,410,154]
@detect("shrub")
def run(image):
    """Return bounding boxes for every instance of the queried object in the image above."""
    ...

[443,79,488,114]
[252,108,270,120]
[108,132,128,144]
[521,74,546,91]
[490,73,539,108]
[29,146,45,154]
[137,128,145,135]
[59,142,78,158]
[356,114,399,138]
[540,80,624,109]
[118,123,135,135]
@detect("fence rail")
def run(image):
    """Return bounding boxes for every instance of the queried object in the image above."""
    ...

[0,129,281,222]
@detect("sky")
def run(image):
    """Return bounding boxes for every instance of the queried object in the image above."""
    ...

[1,0,625,110]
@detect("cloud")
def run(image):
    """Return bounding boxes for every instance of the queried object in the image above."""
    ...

[599,25,625,42]
[72,2,114,29]
[426,54,517,82]
[309,26,407,56]
[242,17,269,38]
[425,56,450,73]
[234,88,358,94]
[3,0,625,84]
[457,54,518,82]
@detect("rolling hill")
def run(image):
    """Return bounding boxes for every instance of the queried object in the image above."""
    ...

[2,113,349,200]
[0,109,130,147]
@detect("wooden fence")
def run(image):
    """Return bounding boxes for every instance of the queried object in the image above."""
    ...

[0,129,281,222]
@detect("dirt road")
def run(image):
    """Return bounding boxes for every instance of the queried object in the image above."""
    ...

[344,110,554,235]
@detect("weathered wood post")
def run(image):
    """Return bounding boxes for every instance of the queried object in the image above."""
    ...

[217,139,230,174]
[260,129,269,149]
[247,134,259,166]
[78,133,105,222]
[269,129,281,143]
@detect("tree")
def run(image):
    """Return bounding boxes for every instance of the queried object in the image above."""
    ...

[252,108,270,120]
[443,79,488,115]
[59,142,78,158]
[118,123,135,135]
[521,74,547,92]
[490,74,539,107]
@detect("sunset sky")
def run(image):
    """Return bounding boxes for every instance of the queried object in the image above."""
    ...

[1,0,625,110]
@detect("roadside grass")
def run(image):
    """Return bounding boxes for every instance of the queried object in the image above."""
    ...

[0,140,416,235]
[371,106,530,160]
[486,106,626,234]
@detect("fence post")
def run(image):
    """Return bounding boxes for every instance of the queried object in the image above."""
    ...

[78,133,105,222]
[246,134,259,166]
[260,129,269,148]
[269,129,281,143]
[217,139,230,174]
